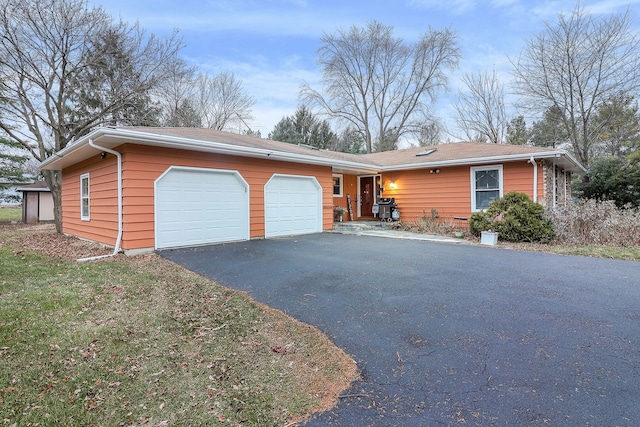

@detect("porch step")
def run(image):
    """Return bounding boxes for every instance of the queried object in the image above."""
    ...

[331,220,391,233]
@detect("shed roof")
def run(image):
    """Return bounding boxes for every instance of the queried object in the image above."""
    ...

[16,181,50,192]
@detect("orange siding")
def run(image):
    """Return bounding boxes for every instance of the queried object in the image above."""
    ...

[61,154,119,244]
[332,173,359,220]
[62,143,333,251]
[381,160,540,223]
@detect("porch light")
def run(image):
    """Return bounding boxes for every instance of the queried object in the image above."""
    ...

[389,181,396,189]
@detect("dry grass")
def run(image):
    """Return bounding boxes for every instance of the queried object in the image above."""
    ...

[0,224,358,426]
[548,199,640,247]
[395,210,640,262]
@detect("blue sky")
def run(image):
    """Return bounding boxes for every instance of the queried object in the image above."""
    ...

[92,0,640,141]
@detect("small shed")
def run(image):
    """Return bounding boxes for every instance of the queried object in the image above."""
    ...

[17,181,54,223]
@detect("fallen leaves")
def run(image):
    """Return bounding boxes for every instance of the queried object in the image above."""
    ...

[271,344,296,355]
[1,223,359,426]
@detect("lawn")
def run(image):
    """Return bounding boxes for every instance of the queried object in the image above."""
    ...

[498,241,640,262]
[0,206,21,222]
[0,225,358,426]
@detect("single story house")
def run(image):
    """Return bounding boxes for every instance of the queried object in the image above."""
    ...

[40,127,585,254]
[17,181,55,223]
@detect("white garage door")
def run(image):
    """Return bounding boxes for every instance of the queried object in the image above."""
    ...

[265,174,323,238]
[155,167,249,249]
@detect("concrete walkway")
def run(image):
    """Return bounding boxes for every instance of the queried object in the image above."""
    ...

[328,220,469,244]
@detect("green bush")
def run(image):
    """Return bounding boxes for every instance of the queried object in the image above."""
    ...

[574,156,640,208]
[469,192,555,243]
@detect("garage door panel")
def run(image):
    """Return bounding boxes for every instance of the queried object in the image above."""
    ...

[265,175,322,238]
[155,167,249,249]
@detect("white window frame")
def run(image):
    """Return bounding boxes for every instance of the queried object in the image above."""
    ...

[80,173,90,221]
[332,173,343,197]
[470,165,503,212]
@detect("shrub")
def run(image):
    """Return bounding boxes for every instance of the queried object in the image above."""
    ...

[469,192,555,243]
[548,199,640,247]
[396,209,470,237]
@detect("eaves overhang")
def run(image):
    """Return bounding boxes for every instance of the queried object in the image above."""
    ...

[378,150,586,174]
[40,128,586,175]
[39,128,377,173]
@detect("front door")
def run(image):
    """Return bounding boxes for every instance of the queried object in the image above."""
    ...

[360,176,374,217]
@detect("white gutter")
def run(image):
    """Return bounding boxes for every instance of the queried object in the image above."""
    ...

[77,138,123,262]
[42,127,586,175]
[528,156,538,202]
[380,149,584,173]
[40,127,379,174]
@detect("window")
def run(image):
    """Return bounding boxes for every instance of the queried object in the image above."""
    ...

[332,174,343,197]
[471,165,503,211]
[80,173,90,220]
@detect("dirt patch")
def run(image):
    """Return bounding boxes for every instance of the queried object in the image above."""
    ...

[2,223,114,260]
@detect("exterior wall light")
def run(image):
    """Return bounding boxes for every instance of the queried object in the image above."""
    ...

[430,169,440,174]
[389,181,396,189]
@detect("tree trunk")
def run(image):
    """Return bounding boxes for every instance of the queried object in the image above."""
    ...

[42,169,63,233]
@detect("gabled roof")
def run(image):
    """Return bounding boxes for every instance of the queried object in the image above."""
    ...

[40,126,586,173]
[360,143,585,172]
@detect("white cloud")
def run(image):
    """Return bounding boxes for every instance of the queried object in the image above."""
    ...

[588,0,640,14]
[192,54,323,134]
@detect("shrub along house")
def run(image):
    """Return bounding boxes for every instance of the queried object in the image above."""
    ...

[40,127,584,254]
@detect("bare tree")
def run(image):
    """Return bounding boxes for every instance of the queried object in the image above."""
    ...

[417,118,443,146]
[454,70,507,144]
[301,20,460,153]
[0,0,185,232]
[194,72,255,132]
[155,57,201,127]
[511,5,640,166]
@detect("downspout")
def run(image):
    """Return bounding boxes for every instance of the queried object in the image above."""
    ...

[528,156,538,203]
[77,139,123,262]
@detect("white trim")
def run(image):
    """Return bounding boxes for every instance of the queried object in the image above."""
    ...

[40,127,586,174]
[41,127,376,173]
[470,164,503,212]
[80,173,90,221]
[381,150,584,173]
[332,173,343,197]
[357,175,379,217]
[153,166,250,249]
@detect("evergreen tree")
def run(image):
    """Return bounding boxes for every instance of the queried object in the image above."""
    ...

[0,137,30,204]
[269,106,336,149]
[506,116,528,145]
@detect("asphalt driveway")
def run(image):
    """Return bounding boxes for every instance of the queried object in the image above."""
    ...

[159,233,640,426]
